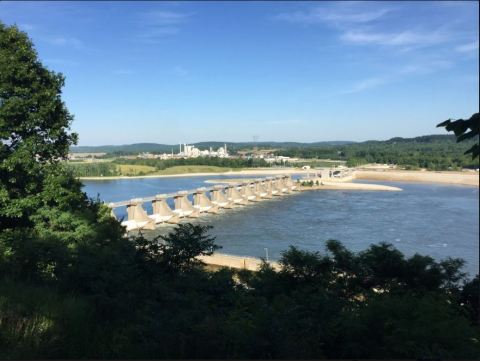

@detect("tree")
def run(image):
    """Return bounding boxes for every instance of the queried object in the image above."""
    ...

[0,22,125,282]
[437,113,479,159]
[0,23,77,225]
[136,224,220,273]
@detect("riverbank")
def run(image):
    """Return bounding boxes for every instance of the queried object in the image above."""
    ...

[79,167,308,180]
[197,252,280,271]
[355,170,479,187]
[80,167,479,187]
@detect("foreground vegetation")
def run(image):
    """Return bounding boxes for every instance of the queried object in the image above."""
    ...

[1,221,479,359]
[1,22,479,359]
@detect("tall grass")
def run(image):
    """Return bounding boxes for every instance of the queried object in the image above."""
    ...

[0,280,95,359]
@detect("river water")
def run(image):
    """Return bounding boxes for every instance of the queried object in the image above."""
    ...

[82,176,479,277]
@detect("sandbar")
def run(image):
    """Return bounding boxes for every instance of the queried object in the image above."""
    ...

[355,170,479,187]
[300,182,402,191]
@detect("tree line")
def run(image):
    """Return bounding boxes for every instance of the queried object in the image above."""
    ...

[64,157,271,178]
[65,162,119,177]
[275,135,479,170]
[112,156,270,170]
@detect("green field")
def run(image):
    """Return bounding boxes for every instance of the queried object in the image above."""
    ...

[116,164,157,176]
[67,162,241,177]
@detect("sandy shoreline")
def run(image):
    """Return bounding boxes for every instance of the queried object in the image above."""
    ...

[355,170,479,187]
[80,168,479,187]
[198,253,280,271]
[300,182,402,191]
[205,178,401,191]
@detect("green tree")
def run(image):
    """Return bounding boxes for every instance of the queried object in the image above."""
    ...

[1,23,77,226]
[134,223,220,273]
[0,22,125,282]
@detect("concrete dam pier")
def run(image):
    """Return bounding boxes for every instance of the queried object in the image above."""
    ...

[108,175,299,232]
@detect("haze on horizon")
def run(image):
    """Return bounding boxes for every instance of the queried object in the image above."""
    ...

[1,1,478,146]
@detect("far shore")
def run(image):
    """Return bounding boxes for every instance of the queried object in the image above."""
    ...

[79,168,307,181]
[80,167,479,187]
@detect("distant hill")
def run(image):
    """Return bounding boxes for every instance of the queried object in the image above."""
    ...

[71,143,175,154]
[70,140,356,154]
[363,134,458,145]
[70,135,469,155]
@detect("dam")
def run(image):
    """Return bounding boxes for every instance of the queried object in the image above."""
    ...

[83,174,478,276]
[108,175,299,232]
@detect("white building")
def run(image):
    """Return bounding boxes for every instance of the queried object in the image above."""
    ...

[179,143,229,158]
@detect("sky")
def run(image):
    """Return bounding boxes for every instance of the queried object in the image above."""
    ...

[0,1,478,145]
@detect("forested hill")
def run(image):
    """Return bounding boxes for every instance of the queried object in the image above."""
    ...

[71,134,467,154]
[364,134,459,144]
[275,134,479,170]
[70,135,479,170]
[70,140,355,154]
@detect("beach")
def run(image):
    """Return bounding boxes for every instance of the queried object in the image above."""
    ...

[205,178,401,191]
[299,182,402,191]
[355,169,479,187]
[197,253,281,271]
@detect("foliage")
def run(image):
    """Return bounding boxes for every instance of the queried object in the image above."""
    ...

[276,134,478,170]
[300,180,315,187]
[135,224,220,273]
[65,162,251,177]
[113,156,269,169]
[0,22,126,285]
[2,227,479,359]
[0,23,77,230]
[64,162,119,177]
[437,112,479,158]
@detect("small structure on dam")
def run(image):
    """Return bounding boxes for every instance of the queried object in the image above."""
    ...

[174,191,200,218]
[108,175,299,231]
[193,187,219,214]
[150,194,180,225]
[240,181,259,202]
[210,185,233,208]
[226,183,249,205]
[122,198,156,232]
[254,178,271,199]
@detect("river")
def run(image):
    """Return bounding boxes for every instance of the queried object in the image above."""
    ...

[82,176,479,277]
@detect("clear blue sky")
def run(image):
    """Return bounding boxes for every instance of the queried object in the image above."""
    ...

[1,1,478,145]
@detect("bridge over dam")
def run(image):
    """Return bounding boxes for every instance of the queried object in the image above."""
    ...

[108,175,299,232]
